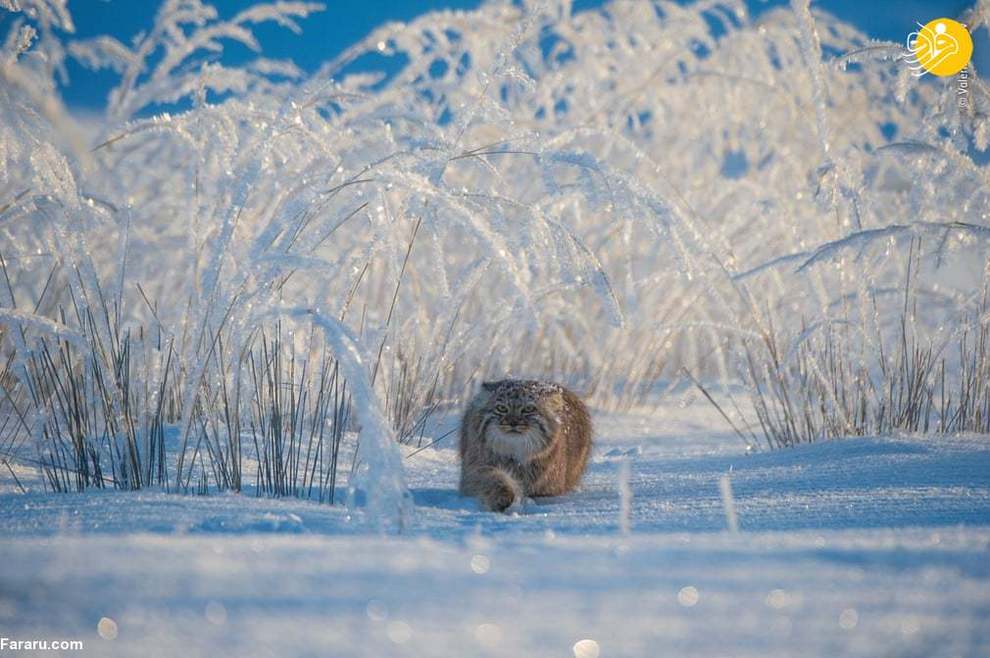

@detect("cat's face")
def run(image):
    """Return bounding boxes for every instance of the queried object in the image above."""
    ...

[480,380,563,461]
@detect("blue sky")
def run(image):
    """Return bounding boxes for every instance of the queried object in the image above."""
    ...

[12,0,982,110]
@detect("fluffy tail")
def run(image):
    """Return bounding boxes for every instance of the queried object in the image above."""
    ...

[461,466,522,512]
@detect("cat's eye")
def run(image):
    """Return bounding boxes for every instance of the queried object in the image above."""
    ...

[495,404,508,414]
[523,404,536,414]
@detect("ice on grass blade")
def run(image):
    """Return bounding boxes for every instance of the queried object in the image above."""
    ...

[719,473,739,534]
[0,308,83,347]
[67,0,324,125]
[618,457,632,536]
[284,307,412,533]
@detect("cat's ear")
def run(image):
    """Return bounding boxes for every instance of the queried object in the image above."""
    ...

[481,380,500,392]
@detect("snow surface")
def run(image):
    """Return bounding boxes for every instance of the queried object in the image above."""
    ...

[1,401,988,657]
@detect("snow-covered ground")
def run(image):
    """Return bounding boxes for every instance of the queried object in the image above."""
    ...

[1,402,988,657]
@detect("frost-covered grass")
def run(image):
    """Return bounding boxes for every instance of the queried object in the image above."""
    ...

[1,0,989,515]
[735,276,990,449]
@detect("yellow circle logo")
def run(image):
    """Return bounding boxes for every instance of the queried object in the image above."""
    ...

[906,18,973,77]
